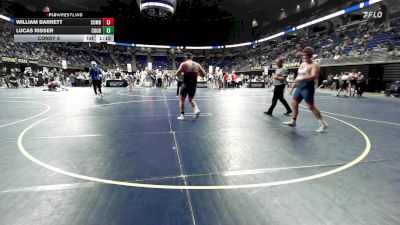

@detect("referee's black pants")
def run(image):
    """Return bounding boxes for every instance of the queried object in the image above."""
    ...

[92,80,102,95]
[267,84,291,114]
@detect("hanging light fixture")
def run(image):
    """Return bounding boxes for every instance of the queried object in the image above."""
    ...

[138,0,177,19]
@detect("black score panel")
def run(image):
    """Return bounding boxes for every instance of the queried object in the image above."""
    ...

[196,81,208,88]
[106,80,127,87]
[248,82,266,88]
[14,27,103,34]
[13,15,114,43]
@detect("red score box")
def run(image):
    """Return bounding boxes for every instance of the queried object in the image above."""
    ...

[102,18,114,26]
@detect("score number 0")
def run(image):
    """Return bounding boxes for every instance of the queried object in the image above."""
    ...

[103,18,114,26]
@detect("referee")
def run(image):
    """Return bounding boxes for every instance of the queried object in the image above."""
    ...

[264,58,292,116]
[89,61,103,97]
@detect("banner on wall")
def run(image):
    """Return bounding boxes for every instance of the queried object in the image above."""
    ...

[62,60,67,69]
[0,57,38,64]
[250,66,262,71]
[271,62,300,69]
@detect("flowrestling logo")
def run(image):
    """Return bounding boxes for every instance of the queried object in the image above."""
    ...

[363,11,383,19]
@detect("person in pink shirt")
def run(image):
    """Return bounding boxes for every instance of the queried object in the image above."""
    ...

[223,72,229,88]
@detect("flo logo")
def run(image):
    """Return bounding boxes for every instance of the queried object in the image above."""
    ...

[363,11,383,19]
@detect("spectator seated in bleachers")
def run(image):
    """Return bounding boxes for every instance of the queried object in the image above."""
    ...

[385,80,400,97]
[1,16,400,80]
[8,74,19,88]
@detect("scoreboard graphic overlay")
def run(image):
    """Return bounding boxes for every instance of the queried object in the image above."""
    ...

[13,13,114,43]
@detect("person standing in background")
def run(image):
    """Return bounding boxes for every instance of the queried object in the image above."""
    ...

[264,58,292,116]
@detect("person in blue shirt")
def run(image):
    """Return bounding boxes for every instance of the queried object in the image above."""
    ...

[89,61,103,97]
